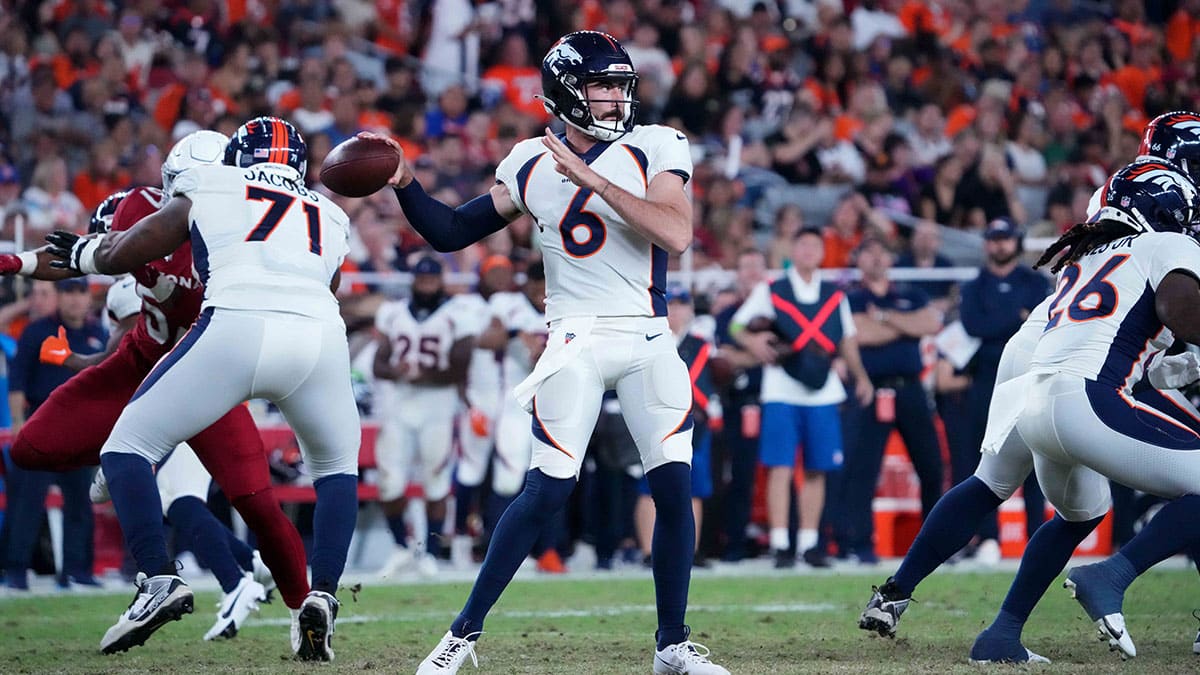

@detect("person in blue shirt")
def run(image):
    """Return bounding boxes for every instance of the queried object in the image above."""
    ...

[954,218,1052,558]
[4,278,108,589]
[839,238,945,561]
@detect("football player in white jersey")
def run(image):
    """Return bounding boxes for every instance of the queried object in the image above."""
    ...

[1015,160,1200,658]
[860,119,1200,663]
[365,30,728,675]
[373,255,485,576]
[46,117,358,661]
[451,254,518,569]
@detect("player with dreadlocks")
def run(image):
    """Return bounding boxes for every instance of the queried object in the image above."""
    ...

[860,157,1200,664]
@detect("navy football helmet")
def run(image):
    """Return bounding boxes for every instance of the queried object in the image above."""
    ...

[1092,159,1200,236]
[89,190,129,234]
[1138,111,1200,184]
[224,116,307,176]
[539,31,639,142]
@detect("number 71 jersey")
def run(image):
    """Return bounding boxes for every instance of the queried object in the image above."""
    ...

[171,163,350,323]
[496,125,692,322]
[1033,231,1200,389]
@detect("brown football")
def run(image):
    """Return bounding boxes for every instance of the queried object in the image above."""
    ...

[320,137,400,198]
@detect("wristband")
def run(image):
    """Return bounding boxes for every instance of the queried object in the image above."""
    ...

[18,252,37,275]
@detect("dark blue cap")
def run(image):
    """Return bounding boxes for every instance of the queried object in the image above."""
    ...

[411,256,443,276]
[984,217,1021,240]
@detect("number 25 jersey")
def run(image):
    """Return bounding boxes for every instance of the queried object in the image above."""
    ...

[171,163,350,323]
[495,125,692,322]
[1033,231,1200,389]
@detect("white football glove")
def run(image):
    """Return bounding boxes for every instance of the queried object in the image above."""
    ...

[1147,351,1200,390]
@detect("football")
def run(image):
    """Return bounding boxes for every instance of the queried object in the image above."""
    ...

[319,136,400,198]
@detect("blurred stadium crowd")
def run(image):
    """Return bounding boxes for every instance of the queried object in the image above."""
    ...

[0,0,1197,583]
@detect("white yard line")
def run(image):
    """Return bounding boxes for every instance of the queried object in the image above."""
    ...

[247,602,840,627]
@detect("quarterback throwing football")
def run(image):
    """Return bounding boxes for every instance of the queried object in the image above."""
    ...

[367,30,727,675]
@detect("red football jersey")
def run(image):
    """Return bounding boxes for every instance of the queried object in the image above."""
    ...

[109,186,205,359]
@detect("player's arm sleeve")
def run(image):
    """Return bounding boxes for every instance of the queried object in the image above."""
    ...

[106,277,142,323]
[392,180,511,252]
[647,127,694,184]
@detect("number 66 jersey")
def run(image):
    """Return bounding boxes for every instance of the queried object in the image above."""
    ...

[170,163,350,323]
[1032,231,1200,390]
[495,125,692,322]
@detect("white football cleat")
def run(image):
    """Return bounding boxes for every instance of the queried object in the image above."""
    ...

[416,630,480,674]
[294,590,339,661]
[1094,612,1137,659]
[89,469,110,504]
[204,575,267,640]
[378,546,417,578]
[653,640,730,674]
[250,550,277,599]
[100,573,194,654]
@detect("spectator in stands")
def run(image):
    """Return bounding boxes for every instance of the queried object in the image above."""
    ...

[713,248,767,562]
[955,218,1051,561]
[906,103,952,169]
[919,154,964,225]
[662,61,719,138]
[896,220,956,309]
[4,279,107,590]
[821,192,893,269]
[838,239,944,563]
[767,103,831,185]
[0,164,22,225]
[767,205,804,270]
[20,157,85,236]
[954,145,1025,229]
[424,84,471,140]
[71,140,130,212]
[732,227,873,568]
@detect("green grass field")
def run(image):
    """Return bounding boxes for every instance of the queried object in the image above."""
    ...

[2,568,1198,673]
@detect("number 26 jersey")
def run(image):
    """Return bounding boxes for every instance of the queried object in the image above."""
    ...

[1033,231,1200,389]
[495,125,692,322]
[171,163,351,323]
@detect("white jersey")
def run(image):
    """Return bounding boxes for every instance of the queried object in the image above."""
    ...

[489,291,547,387]
[495,125,693,322]
[375,294,488,394]
[464,292,503,410]
[171,163,350,323]
[105,275,142,324]
[1031,231,1200,389]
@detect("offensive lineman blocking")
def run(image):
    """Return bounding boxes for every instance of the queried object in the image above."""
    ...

[368,31,728,674]
[46,117,360,661]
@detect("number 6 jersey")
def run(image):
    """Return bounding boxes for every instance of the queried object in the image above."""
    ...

[495,125,692,322]
[1032,231,1200,390]
[170,163,351,323]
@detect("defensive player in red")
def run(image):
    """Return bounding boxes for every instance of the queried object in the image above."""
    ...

[0,132,312,654]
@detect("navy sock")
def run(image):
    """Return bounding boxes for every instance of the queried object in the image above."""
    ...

[893,477,1003,596]
[427,515,445,558]
[102,453,172,576]
[311,474,357,595]
[454,482,478,533]
[996,514,1103,627]
[226,529,255,573]
[167,496,243,593]
[386,512,408,546]
[647,462,695,650]
[453,470,574,639]
[1119,494,1200,575]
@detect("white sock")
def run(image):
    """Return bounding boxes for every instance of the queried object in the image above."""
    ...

[797,529,818,553]
[769,527,789,552]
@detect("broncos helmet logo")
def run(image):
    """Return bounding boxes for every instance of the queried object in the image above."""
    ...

[545,42,584,74]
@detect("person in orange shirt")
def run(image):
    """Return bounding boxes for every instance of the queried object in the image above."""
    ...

[480,34,548,123]
[1166,0,1200,63]
[1106,35,1162,112]
[822,192,893,269]
[72,140,131,212]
